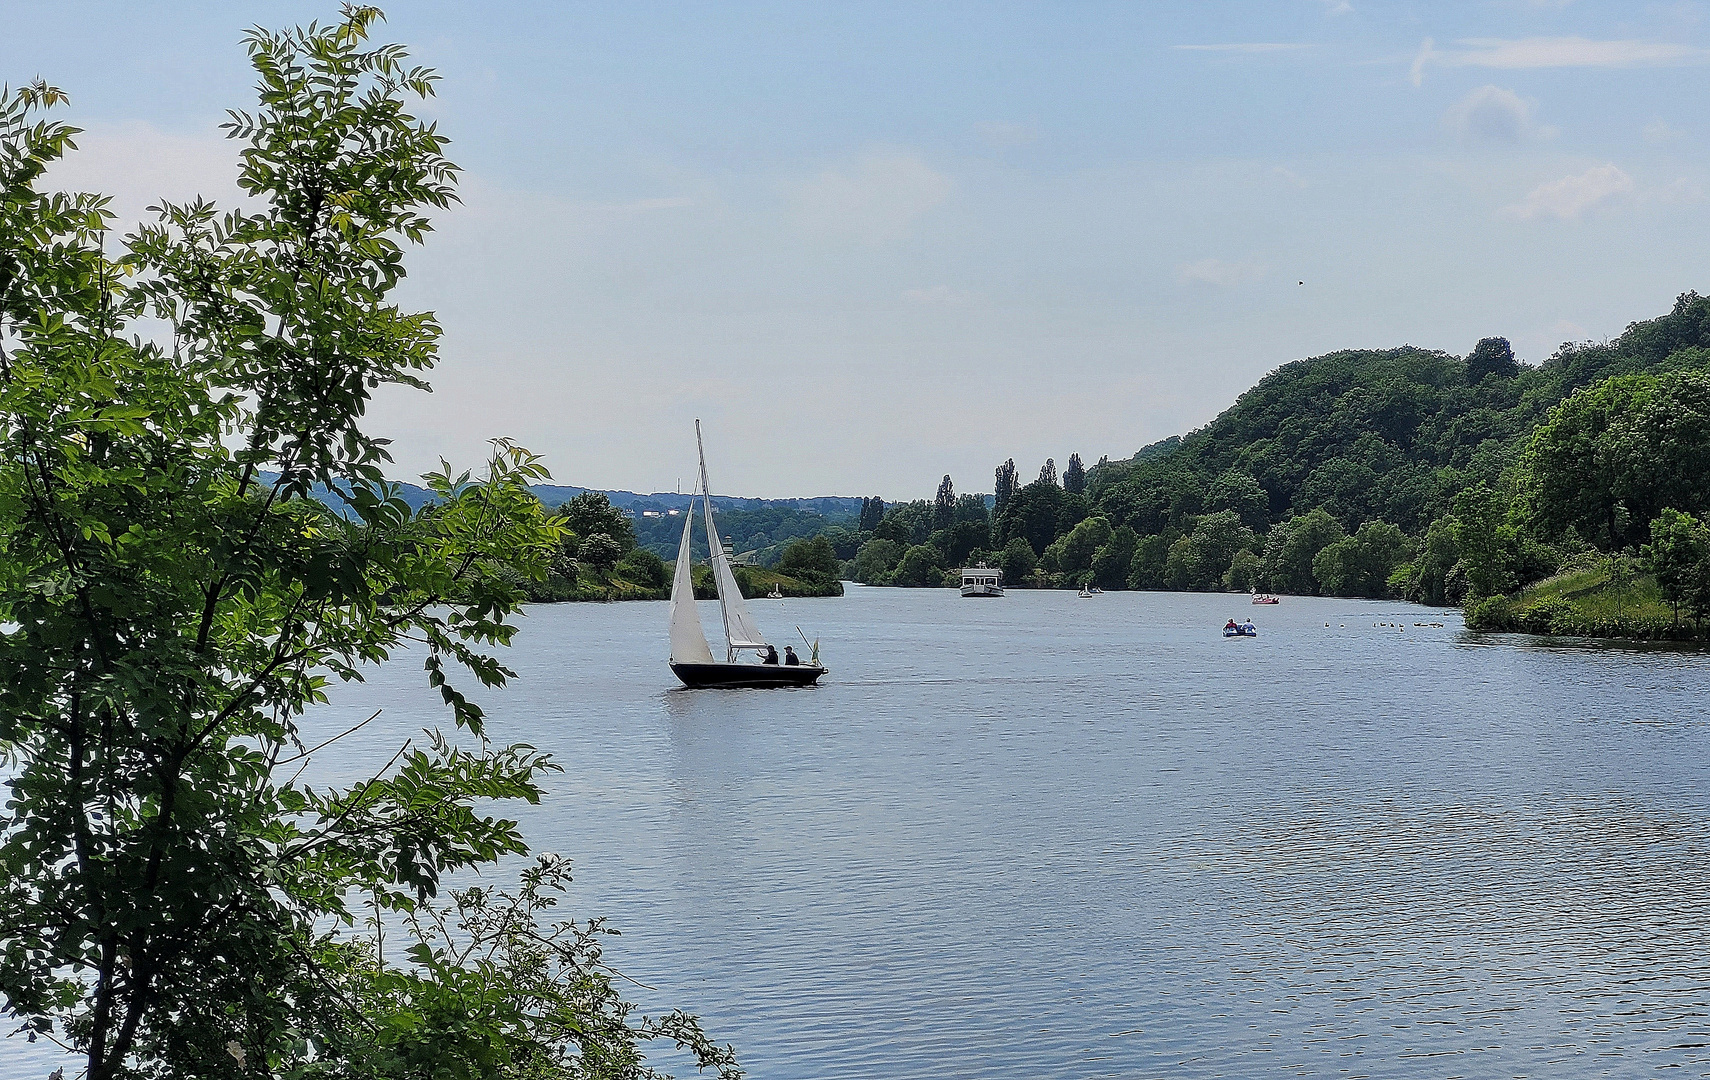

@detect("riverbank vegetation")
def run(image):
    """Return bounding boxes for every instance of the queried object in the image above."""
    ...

[839,293,1710,640]
[0,12,738,1077]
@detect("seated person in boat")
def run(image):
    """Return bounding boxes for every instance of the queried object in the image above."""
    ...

[784,645,800,666]
[1224,619,1238,632]
[762,644,779,664]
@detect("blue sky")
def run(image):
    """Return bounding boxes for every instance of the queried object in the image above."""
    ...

[6,1,1710,496]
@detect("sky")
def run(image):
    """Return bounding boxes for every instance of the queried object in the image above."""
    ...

[5,1,1710,498]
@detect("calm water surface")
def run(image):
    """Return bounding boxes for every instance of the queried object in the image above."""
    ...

[14,588,1710,1079]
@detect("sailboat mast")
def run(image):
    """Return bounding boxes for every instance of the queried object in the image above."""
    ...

[696,420,734,660]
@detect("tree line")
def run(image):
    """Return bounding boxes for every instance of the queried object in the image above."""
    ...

[845,294,1710,619]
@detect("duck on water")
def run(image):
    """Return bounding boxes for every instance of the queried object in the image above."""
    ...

[667,422,826,689]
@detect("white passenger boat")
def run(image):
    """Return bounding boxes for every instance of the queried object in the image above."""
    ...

[960,565,1003,597]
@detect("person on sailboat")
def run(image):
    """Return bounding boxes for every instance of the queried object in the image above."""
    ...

[784,645,800,666]
[762,644,779,664]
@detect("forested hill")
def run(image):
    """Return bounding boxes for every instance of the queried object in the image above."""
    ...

[289,474,863,517]
[845,291,1710,621]
[1087,292,1710,536]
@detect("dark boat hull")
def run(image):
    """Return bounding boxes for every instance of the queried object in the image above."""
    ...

[670,662,826,688]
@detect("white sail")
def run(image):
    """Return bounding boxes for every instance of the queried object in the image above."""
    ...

[667,489,715,665]
[697,421,768,652]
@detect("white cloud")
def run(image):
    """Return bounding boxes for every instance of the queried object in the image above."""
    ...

[1320,0,1354,14]
[41,120,246,234]
[1442,86,1536,144]
[1414,36,1710,83]
[1500,163,1634,221]
[1177,257,1268,286]
[1174,43,1315,53]
[787,150,952,244]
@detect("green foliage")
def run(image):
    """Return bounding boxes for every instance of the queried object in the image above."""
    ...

[999,536,1036,584]
[1223,548,1260,592]
[778,534,840,581]
[1055,515,1114,578]
[1259,509,1344,595]
[1467,336,1518,383]
[1165,510,1253,591]
[1521,370,1710,549]
[0,17,732,1079]
[851,538,904,584]
[1312,520,1413,598]
[890,543,946,587]
[554,491,636,553]
[1449,484,1516,600]
[1643,508,1710,624]
[1063,453,1086,495]
[933,474,956,531]
[1091,525,1138,589]
[995,479,1064,557]
[1206,469,1268,530]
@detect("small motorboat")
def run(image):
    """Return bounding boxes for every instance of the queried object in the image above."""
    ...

[1077,585,1095,598]
[1223,622,1258,638]
[1250,593,1279,605]
[766,583,783,599]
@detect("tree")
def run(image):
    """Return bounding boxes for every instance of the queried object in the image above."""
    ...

[576,531,623,569]
[1521,371,1710,549]
[934,474,956,531]
[995,479,1065,557]
[1165,511,1254,591]
[1091,525,1138,588]
[779,534,840,580]
[555,491,635,552]
[1055,515,1114,577]
[1259,509,1345,594]
[1062,453,1085,495]
[999,536,1036,584]
[1312,520,1413,598]
[1644,508,1710,624]
[1224,549,1260,592]
[851,537,904,584]
[891,543,946,587]
[0,17,734,1080]
[1466,336,1518,382]
[1206,469,1269,530]
[993,459,1018,515]
[1039,458,1058,486]
[857,495,885,533]
[1450,483,1515,600]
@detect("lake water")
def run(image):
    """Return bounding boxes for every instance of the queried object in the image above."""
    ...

[10,587,1710,1079]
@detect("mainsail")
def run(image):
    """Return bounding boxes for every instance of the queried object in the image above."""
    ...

[667,484,715,664]
[697,421,768,652]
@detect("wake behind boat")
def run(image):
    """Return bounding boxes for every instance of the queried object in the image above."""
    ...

[667,422,826,689]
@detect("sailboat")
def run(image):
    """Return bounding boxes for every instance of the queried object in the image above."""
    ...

[667,422,826,689]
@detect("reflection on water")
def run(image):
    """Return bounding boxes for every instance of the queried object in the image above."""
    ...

[15,588,1710,1079]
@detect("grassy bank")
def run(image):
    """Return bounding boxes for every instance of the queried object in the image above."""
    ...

[1466,559,1707,640]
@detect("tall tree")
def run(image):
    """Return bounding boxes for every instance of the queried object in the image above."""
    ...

[1466,336,1518,382]
[993,459,1018,514]
[858,495,885,532]
[1039,458,1058,486]
[1063,453,1085,494]
[934,474,956,531]
[0,15,735,1080]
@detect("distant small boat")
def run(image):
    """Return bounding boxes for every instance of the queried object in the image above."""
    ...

[1078,585,1095,598]
[1250,593,1279,605]
[961,564,1003,598]
[766,583,783,599]
[668,422,825,689]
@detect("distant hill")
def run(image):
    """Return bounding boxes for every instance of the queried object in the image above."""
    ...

[268,473,865,518]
